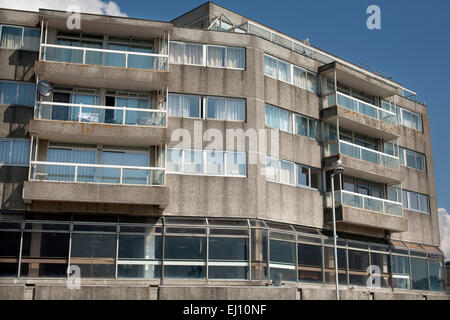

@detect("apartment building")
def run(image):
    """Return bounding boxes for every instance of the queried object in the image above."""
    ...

[0,2,447,300]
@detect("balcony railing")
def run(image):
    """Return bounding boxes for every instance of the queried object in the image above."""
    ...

[331,190,403,217]
[327,92,397,125]
[35,101,167,127]
[325,140,400,170]
[30,161,165,186]
[40,43,169,71]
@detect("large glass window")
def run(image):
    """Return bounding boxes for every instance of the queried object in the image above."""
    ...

[370,252,391,288]
[0,25,40,51]
[0,139,30,166]
[411,257,429,290]
[118,234,162,279]
[402,190,430,214]
[166,148,246,177]
[164,236,206,279]
[348,249,369,286]
[70,233,116,278]
[168,94,201,118]
[206,97,245,121]
[391,255,410,289]
[428,260,446,291]
[0,230,21,277]
[324,246,348,285]
[269,239,296,282]
[208,237,249,280]
[0,80,35,106]
[398,147,426,171]
[298,243,323,283]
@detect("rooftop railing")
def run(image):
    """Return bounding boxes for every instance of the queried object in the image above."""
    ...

[327,92,397,125]
[30,161,165,186]
[35,101,167,127]
[40,43,169,71]
[325,140,400,170]
[331,190,403,217]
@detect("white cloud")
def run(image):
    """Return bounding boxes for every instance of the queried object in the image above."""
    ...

[438,208,450,260]
[0,0,127,17]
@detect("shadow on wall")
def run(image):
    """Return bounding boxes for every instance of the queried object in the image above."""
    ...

[7,50,37,81]
[0,166,28,210]
[2,106,33,138]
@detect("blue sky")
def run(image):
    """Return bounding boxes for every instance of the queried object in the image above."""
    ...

[120,0,450,208]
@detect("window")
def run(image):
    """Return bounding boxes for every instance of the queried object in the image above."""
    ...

[265,104,292,133]
[348,249,369,286]
[370,252,391,288]
[164,236,206,279]
[402,190,430,214]
[428,260,446,291]
[0,230,21,277]
[206,97,245,121]
[264,54,317,93]
[0,81,35,106]
[168,94,201,118]
[411,257,429,290]
[324,246,348,285]
[169,41,245,69]
[0,25,40,51]
[393,106,422,131]
[398,147,426,171]
[391,255,410,289]
[208,237,249,280]
[0,139,30,166]
[269,239,296,282]
[267,157,321,190]
[294,114,318,139]
[298,243,323,283]
[166,148,247,177]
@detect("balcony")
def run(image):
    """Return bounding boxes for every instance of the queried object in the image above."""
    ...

[30,101,167,146]
[325,191,407,232]
[322,92,401,141]
[23,161,169,207]
[324,139,403,184]
[35,44,169,91]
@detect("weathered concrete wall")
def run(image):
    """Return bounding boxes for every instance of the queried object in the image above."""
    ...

[34,285,158,300]
[159,285,297,300]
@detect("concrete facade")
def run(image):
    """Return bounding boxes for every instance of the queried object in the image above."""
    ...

[0,2,448,300]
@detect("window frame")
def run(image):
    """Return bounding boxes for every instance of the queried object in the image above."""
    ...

[0,138,30,167]
[0,24,41,52]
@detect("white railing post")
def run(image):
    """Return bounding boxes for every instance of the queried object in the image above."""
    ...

[78,104,82,122]
[119,168,123,184]
[122,107,126,125]
[125,53,128,68]
[82,49,86,64]
[74,165,78,183]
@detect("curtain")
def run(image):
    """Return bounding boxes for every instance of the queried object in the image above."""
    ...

[265,104,278,128]
[207,97,226,120]
[183,95,200,118]
[168,94,182,117]
[107,44,127,67]
[226,47,245,69]
[82,41,103,66]
[277,60,291,83]
[307,73,317,93]
[1,26,22,49]
[293,67,307,89]
[0,81,17,105]
[309,119,318,140]
[129,46,153,70]
[205,150,224,175]
[17,82,35,106]
[264,55,277,78]
[278,108,291,133]
[185,43,203,65]
[9,140,30,165]
[72,94,99,123]
[226,98,245,121]
[207,46,225,67]
[295,114,308,136]
[265,157,279,181]
[22,28,40,52]
[169,42,184,64]
[55,39,82,63]
[280,160,294,185]
[47,148,74,181]
[0,140,9,163]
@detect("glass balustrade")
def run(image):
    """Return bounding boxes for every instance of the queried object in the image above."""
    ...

[333,190,403,216]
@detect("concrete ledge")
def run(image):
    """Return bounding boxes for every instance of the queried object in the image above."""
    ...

[23,180,169,207]
[30,119,168,147]
[0,285,25,300]
[34,285,158,300]
[325,205,408,233]
[35,60,169,92]
[159,286,297,300]
[322,106,401,141]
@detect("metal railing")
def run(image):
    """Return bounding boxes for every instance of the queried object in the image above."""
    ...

[332,190,403,217]
[327,91,397,125]
[35,101,167,127]
[30,161,165,186]
[325,140,400,170]
[40,43,169,71]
